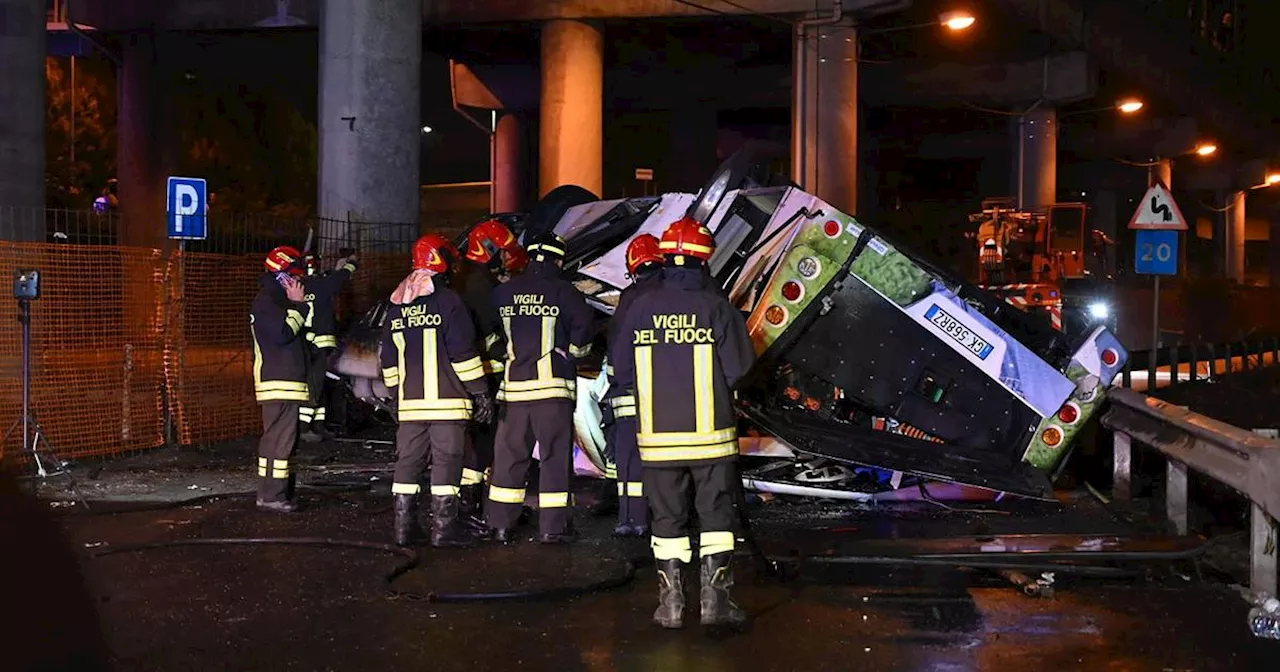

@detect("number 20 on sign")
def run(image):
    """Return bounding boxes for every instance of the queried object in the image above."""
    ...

[1134,229,1178,276]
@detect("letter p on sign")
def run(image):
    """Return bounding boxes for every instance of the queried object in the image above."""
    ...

[166,176,209,240]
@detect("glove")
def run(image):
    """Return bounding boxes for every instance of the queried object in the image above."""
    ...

[471,391,496,425]
[598,398,616,428]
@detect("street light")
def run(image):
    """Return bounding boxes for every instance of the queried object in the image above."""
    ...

[940,10,976,31]
[1117,99,1144,114]
[1195,143,1218,157]
[421,125,434,134]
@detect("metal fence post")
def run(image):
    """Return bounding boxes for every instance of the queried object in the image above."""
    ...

[1189,343,1199,383]
[1170,344,1180,387]
[1224,342,1233,376]
[1206,342,1217,378]
[1113,431,1132,501]
[1253,506,1278,597]
[1166,459,1188,535]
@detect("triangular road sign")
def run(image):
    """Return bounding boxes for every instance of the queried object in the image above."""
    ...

[1129,181,1188,230]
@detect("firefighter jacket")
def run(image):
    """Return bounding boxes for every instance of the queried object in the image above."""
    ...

[380,287,489,422]
[491,260,594,403]
[611,266,756,466]
[250,274,312,403]
[604,267,664,420]
[301,259,356,349]
[452,262,506,377]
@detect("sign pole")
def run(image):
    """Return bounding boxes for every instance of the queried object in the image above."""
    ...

[1150,275,1159,388]
[1129,175,1186,392]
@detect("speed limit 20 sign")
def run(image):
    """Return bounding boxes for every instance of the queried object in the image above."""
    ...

[1134,229,1178,275]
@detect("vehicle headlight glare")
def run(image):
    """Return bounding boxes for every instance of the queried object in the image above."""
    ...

[1088,302,1109,320]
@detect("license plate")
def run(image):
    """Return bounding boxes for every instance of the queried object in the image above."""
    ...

[925,304,994,360]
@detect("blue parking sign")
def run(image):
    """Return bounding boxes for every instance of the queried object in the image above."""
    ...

[1134,229,1178,276]
[167,177,208,240]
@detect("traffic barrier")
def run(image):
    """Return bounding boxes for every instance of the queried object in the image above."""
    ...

[1103,388,1280,601]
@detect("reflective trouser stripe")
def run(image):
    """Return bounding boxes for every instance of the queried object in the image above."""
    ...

[461,468,486,486]
[605,465,618,480]
[430,484,461,497]
[271,459,289,479]
[392,482,421,495]
[539,491,571,508]
[489,485,526,504]
[616,481,643,497]
[700,530,735,556]
[314,407,326,422]
[652,535,693,563]
[257,457,268,477]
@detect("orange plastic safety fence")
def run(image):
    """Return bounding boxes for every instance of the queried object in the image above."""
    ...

[165,252,262,446]
[0,243,167,461]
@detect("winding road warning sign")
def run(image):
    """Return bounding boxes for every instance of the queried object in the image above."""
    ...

[1128,182,1188,231]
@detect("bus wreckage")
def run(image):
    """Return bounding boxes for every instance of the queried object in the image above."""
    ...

[332,148,1129,502]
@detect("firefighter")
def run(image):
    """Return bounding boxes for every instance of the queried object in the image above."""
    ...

[380,234,496,547]
[602,233,665,536]
[611,216,756,629]
[251,246,313,513]
[455,220,527,517]
[485,232,594,544]
[298,251,358,442]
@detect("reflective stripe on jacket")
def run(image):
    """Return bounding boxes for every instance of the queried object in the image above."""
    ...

[491,261,595,403]
[379,287,488,422]
[611,266,756,465]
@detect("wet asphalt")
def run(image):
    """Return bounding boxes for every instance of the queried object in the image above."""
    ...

[54,479,1279,672]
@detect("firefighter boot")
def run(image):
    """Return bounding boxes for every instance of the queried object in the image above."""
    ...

[699,553,746,627]
[653,559,686,629]
[591,479,618,517]
[459,485,489,532]
[430,495,474,549]
[393,494,425,547]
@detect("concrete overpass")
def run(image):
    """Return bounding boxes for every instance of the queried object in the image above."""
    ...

[3,0,1274,283]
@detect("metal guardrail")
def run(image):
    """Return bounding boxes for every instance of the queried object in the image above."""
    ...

[1102,387,1279,598]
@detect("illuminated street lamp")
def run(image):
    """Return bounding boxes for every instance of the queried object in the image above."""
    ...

[421,125,434,134]
[939,10,976,31]
[1195,142,1218,157]
[1267,173,1280,185]
[1117,99,1144,114]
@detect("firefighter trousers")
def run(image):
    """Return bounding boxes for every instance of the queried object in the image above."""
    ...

[392,421,467,496]
[300,345,334,426]
[611,417,648,527]
[257,402,300,503]
[487,399,575,535]
[462,375,500,488]
[644,461,737,564]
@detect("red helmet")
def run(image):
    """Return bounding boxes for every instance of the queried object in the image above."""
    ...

[412,233,457,273]
[659,216,715,261]
[625,234,663,275]
[265,246,304,275]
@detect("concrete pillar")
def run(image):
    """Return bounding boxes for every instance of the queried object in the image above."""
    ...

[1270,218,1280,287]
[117,33,173,249]
[491,112,524,213]
[667,104,718,194]
[1227,190,1246,283]
[1093,190,1118,278]
[539,20,603,198]
[1150,158,1172,189]
[1014,106,1057,212]
[1213,189,1228,277]
[792,22,858,214]
[0,0,46,240]
[319,0,422,249]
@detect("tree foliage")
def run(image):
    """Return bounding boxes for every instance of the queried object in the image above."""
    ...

[174,77,317,218]
[45,57,117,209]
